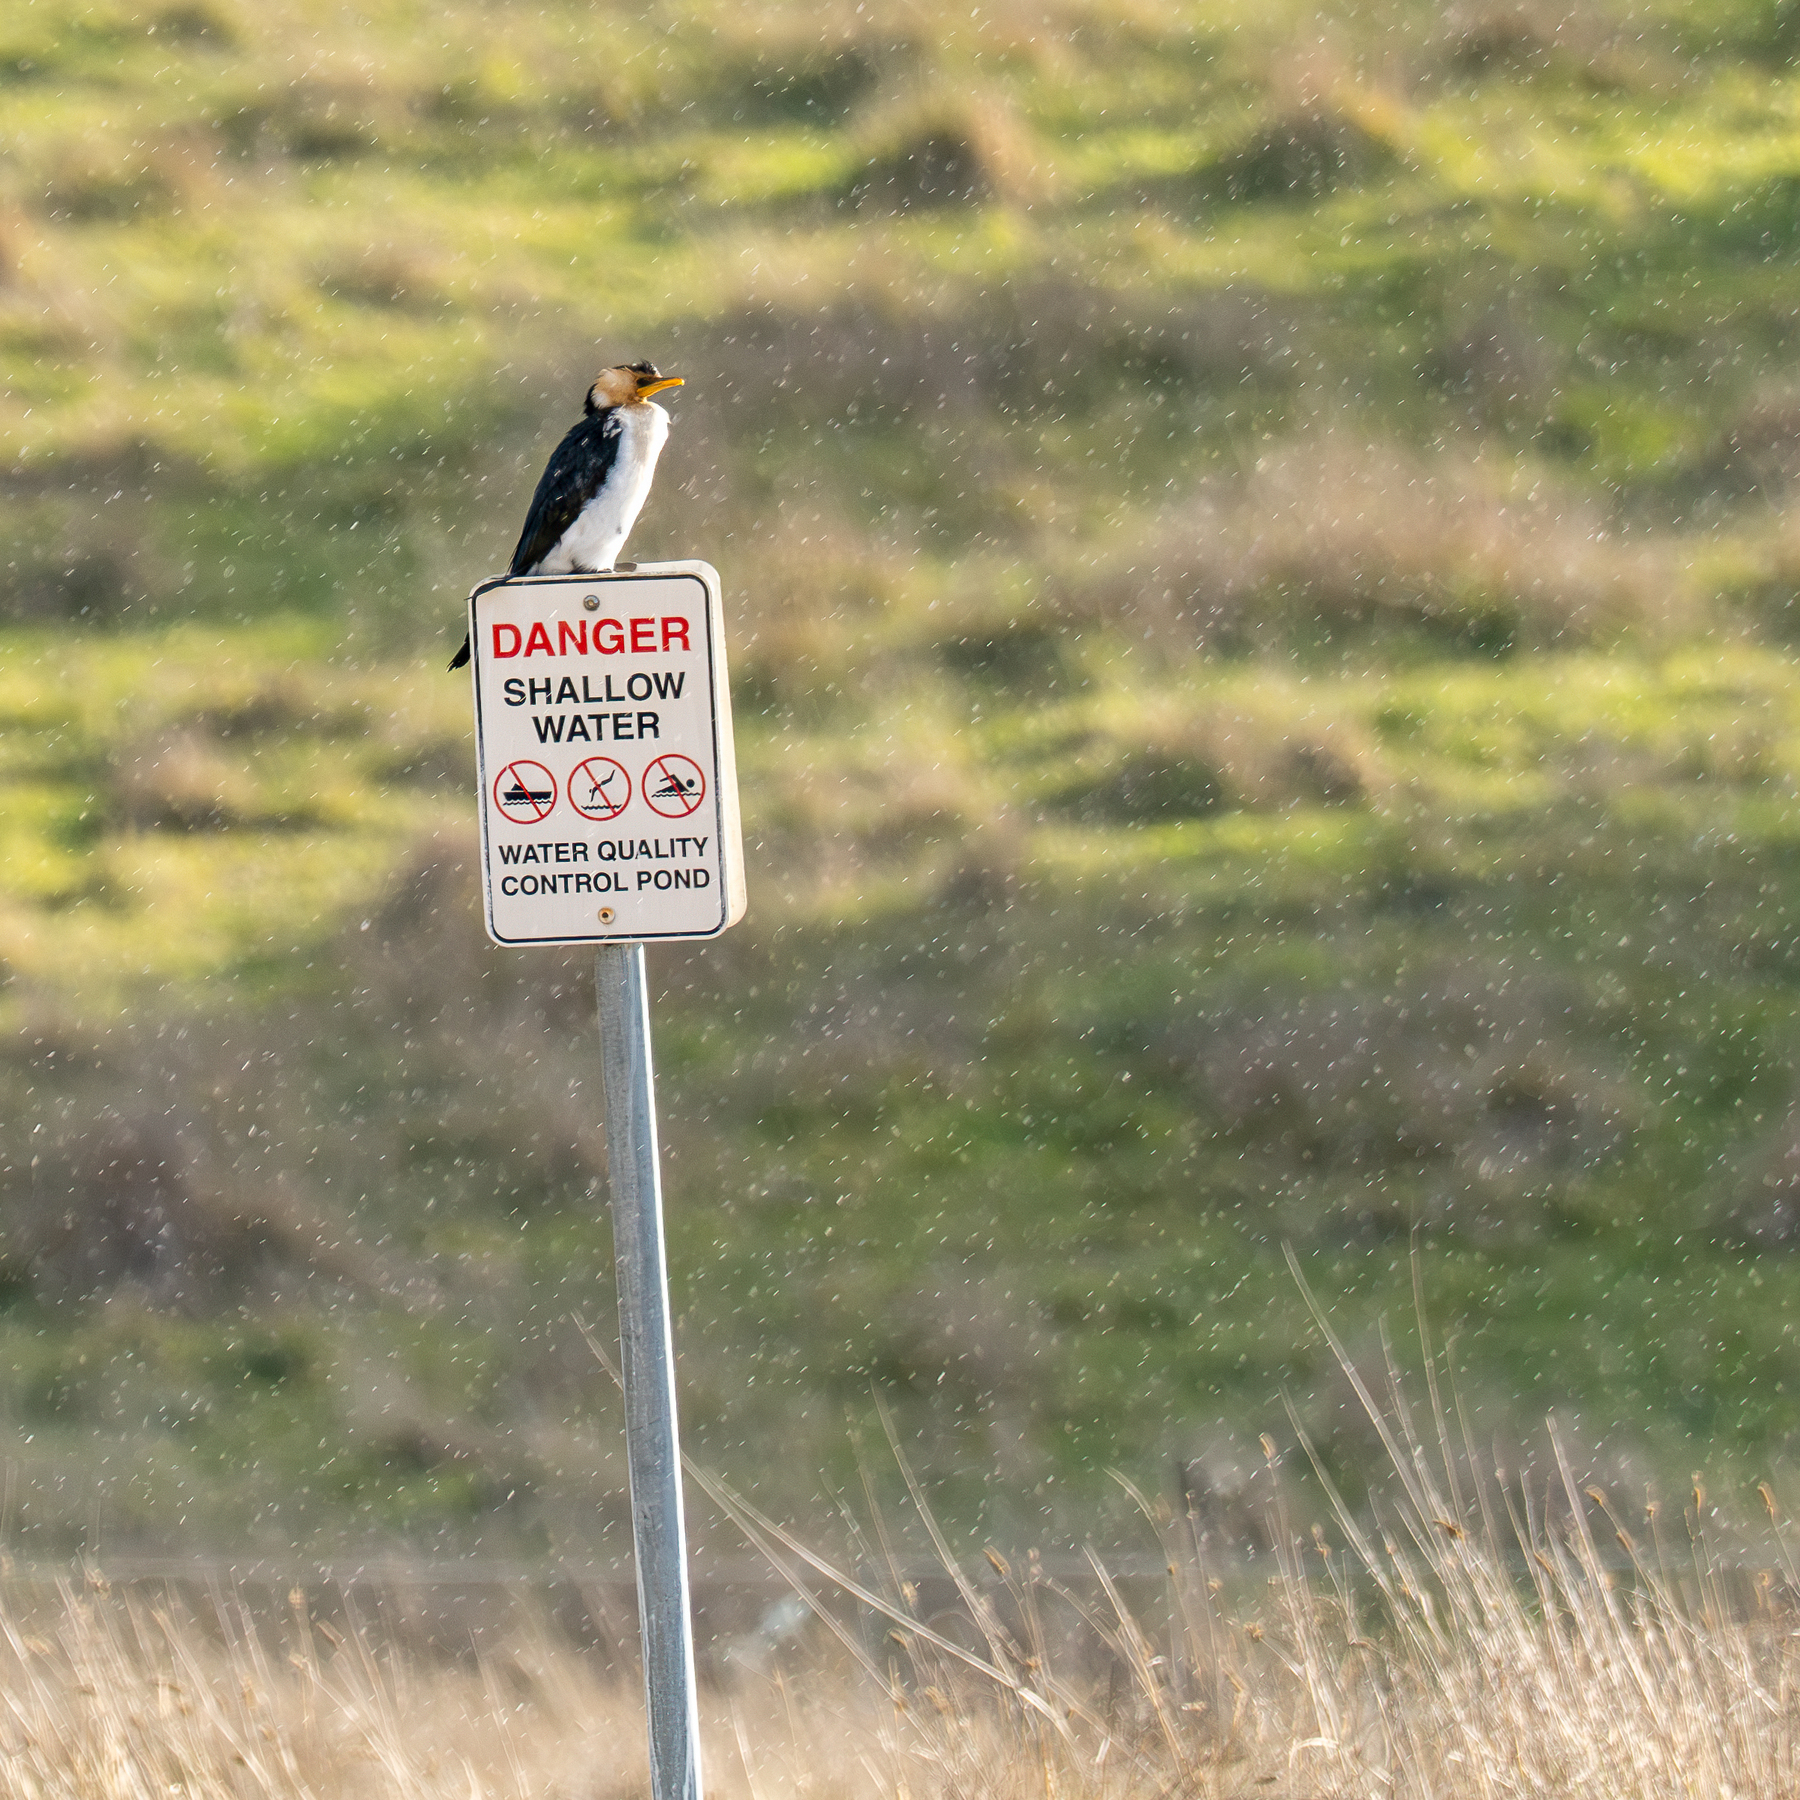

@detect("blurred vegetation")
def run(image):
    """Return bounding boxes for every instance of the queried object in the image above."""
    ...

[6,0,1800,1560]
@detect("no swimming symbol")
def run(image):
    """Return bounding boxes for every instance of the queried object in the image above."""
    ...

[643,754,706,819]
[494,759,557,824]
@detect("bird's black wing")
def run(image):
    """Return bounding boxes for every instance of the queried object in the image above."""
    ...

[509,412,623,575]
[448,412,622,670]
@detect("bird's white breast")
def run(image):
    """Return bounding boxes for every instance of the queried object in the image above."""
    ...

[537,402,671,575]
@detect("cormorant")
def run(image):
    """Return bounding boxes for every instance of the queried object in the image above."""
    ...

[449,360,683,671]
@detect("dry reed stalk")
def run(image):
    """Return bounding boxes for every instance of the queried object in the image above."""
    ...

[681,1259,1800,1797]
[8,1310,1800,1800]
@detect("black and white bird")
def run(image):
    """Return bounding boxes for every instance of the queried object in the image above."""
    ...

[449,360,684,670]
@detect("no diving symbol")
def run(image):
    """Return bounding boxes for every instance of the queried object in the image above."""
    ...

[570,756,631,822]
[643,754,706,819]
[494,759,557,824]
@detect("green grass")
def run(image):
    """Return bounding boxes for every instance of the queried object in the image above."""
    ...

[5,0,1800,1558]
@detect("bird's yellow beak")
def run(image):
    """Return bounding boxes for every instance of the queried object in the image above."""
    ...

[636,375,684,399]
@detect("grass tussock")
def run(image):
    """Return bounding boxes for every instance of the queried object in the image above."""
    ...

[1202,51,1410,206]
[1058,434,1689,651]
[113,726,264,832]
[1435,0,1688,90]
[1041,691,1387,819]
[845,83,1056,212]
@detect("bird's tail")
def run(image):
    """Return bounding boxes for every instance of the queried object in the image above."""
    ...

[448,634,471,671]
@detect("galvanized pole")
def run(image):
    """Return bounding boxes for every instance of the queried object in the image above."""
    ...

[595,942,704,1800]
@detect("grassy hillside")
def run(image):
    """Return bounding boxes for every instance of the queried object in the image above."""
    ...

[6,0,1800,1559]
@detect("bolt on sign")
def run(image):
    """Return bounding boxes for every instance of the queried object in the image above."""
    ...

[466,564,747,944]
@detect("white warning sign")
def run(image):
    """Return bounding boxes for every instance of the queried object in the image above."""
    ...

[467,563,747,945]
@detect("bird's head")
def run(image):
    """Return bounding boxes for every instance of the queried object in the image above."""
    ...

[586,362,685,414]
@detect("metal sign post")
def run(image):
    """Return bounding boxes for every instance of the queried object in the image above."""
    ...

[465,563,745,1800]
[597,941,702,1800]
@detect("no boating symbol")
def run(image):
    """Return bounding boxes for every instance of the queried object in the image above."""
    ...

[569,756,631,821]
[494,759,557,823]
[643,753,706,818]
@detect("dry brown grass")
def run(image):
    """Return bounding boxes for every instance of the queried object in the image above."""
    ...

[13,1338,1800,1800]
[1055,433,1691,650]
[675,1328,1800,1799]
[0,1579,661,1800]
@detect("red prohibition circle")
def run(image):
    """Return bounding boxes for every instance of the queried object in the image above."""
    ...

[641,753,706,818]
[568,757,631,821]
[493,759,557,824]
